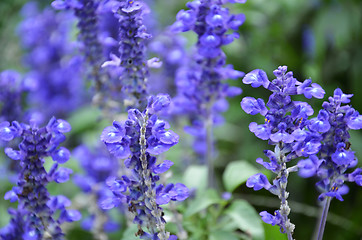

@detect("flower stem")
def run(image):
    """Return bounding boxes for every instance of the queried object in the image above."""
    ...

[139,112,168,240]
[277,143,295,239]
[206,115,214,189]
[316,196,331,240]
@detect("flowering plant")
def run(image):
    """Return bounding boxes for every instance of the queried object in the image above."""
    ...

[0,0,361,240]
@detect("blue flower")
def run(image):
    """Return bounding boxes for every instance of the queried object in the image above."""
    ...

[242,69,269,88]
[260,210,282,226]
[240,97,268,115]
[331,142,355,166]
[297,155,320,178]
[309,110,330,133]
[246,173,272,191]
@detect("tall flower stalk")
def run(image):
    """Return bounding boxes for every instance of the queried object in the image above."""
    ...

[19,3,85,120]
[103,0,159,110]
[100,94,189,239]
[0,117,81,239]
[241,66,325,239]
[296,88,362,240]
[52,0,106,98]
[171,0,245,187]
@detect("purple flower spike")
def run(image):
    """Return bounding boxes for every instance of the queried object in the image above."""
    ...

[19,4,85,120]
[307,88,362,204]
[0,117,78,239]
[171,0,245,163]
[101,94,188,238]
[241,66,327,238]
[102,0,152,109]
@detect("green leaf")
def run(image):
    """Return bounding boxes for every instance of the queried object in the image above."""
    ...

[183,165,208,192]
[210,230,240,240]
[263,222,287,240]
[121,224,139,240]
[223,160,259,192]
[66,106,102,134]
[225,199,264,240]
[185,189,221,217]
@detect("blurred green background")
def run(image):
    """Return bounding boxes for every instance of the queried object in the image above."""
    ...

[0,0,361,239]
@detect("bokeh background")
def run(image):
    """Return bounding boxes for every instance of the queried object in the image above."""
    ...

[0,0,361,239]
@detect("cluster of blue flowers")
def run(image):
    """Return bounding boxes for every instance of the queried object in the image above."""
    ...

[102,0,154,110]
[170,0,246,188]
[52,0,106,95]
[241,66,362,239]
[0,117,80,239]
[19,3,86,120]
[172,0,244,146]
[242,66,325,238]
[298,89,362,196]
[101,94,189,240]
[0,0,361,239]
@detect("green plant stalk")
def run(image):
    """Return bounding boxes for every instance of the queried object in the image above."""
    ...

[316,196,332,240]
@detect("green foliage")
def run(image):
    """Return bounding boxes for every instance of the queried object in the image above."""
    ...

[184,189,221,217]
[183,165,208,192]
[121,225,139,240]
[262,222,288,240]
[224,200,264,240]
[1,0,362,240]
[223,160,259,192]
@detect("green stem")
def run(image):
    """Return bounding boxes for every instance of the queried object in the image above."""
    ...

[206,115,214,189]
[316,197,332,240]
